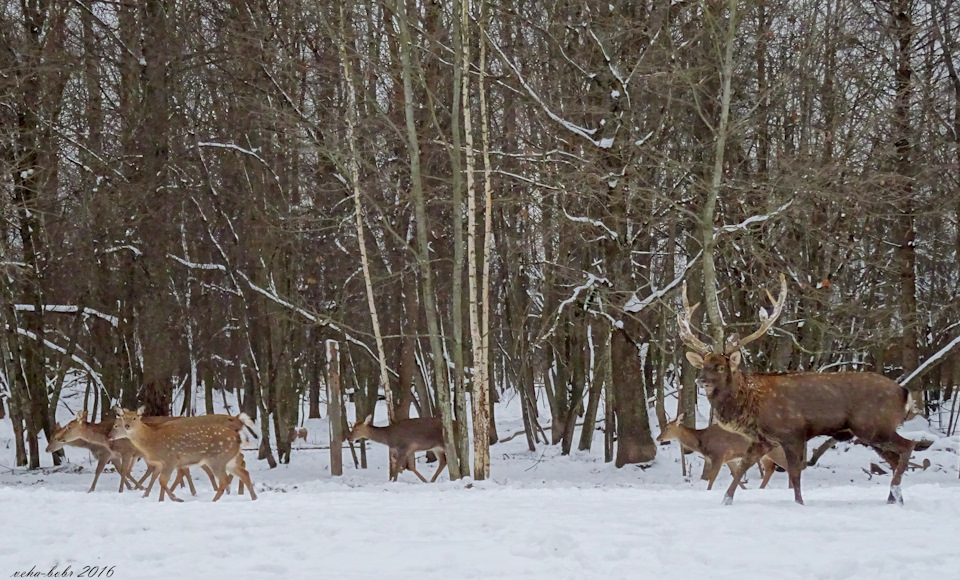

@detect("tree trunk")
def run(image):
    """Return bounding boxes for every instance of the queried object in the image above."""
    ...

[327,340,343,476]
[613,327,657,467]
[700,0,740,346]
[395,0,461,480]
[578,322,606,451]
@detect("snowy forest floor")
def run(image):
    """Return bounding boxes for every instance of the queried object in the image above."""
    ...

[1,391,959,579]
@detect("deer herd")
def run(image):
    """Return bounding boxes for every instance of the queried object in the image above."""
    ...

[45,275,928,506]
[47,406,258,502]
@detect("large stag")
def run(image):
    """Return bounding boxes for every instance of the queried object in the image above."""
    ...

[678,274,918,505]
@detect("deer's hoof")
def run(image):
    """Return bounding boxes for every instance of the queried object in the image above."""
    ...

[722,495,734,506]
[888,485,903,505]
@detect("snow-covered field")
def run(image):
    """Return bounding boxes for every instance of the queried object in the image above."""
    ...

[1,392,958,580]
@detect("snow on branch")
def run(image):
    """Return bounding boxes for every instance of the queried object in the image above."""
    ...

[562,208,619,241]
[483,31,611,148]
[196,142,283,191]
[715,200,794,236]
[167,253,226,271]
[535,274,611,345]
[495,170,561,191]
[13,304,118,327]
[899,333,960,387]
[103,245,143,256]
[181,196,392,375]
[236,271,387,370]
[623,251,702,314]
[7,326,105,392]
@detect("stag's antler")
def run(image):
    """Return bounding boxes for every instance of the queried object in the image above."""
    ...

[725,273,788,354]
[677,281,713,355]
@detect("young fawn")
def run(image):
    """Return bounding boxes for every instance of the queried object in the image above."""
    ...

[46,411,139,493]
[109,406,257,502]
[657,414,799,490]
[347,416,454,483]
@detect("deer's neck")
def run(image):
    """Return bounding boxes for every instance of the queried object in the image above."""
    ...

[672,426,705,453]
[710,373,762,437]
[125,422,162,450]
[361,426,394,447]
[75,423,111,449]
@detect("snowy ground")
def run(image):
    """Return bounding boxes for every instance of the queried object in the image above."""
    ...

[1,390,959,580]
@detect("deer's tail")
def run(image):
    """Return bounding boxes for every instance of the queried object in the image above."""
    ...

[904,390,922,420]
[237,412,259,440]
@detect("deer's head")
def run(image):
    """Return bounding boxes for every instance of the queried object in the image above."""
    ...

[109,406,146,441]
[45,411,88,452]
[346,415,374,442]
[656,413,686,443]
[678,274,787,400]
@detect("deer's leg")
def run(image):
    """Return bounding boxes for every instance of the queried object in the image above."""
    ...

[201,465,218,491]
[158,466,182,503]
[722,441,769,505]
[88,455,110,493]
[881,435,916,505]
[136,466,152,487]
[387,449,399,482]
[119,454,139,491]
[703,457,723,490]
[112,459,126,493]
[867,444,901,471]
[211,467,230,502]
[399,451,427,483]
[700,457,713,481]
[759,456,776,489]
[114,457,138,493]
[220,455,256,501]
[233,459,256,501]
[142,466,160,498]
[178,468,198,496]
[727,460,748,490]
[232,455,245,494]
[430,452,448,483]
[781,440,806,505]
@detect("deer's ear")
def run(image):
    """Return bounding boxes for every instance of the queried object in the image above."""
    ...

[729,351,742,372]
[363,415,373,426]
[114,405,125,417]
[77,410,87,422]
[136,405,146,417]
[685,351,704,369]
[676,413,685,423]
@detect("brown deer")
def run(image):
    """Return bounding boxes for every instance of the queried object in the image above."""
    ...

[288,426,308,446]
[657,413,799,490]
[46,411,140,493]
[109,406,257,502]
[678,274,917,505]
[346,416,454,483]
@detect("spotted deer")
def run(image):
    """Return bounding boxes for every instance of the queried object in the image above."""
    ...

[109,407,257,502]
[136,413,257,499]
[346,416,454,483]
[678,274,918,505]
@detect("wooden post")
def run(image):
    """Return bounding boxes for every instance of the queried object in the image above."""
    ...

[327,339,343,476]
